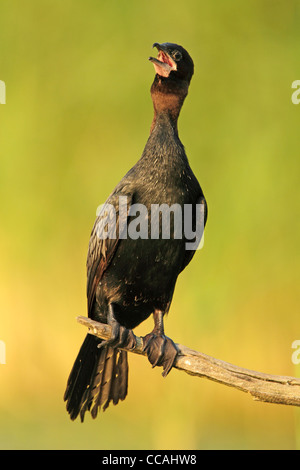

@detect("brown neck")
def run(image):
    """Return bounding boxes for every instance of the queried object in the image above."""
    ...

[150,76,189,134]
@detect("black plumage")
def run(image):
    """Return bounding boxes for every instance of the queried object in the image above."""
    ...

[64,42,207,421]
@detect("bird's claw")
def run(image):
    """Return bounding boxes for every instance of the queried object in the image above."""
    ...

[142,332,178,377]
[98,323,137,351]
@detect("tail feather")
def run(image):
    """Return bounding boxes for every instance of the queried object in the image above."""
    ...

[112,347,128,404]
[89,346,117,418]
[64,334,129,422]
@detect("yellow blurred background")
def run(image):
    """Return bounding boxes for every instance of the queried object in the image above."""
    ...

[0,0,299,449]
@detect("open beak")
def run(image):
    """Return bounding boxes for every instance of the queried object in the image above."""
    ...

[149,43,177,78]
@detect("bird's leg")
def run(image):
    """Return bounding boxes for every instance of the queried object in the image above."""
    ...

[142,309,178,377]
[97,304,136,350]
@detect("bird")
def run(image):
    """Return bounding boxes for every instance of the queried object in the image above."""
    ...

[64,42,208,421]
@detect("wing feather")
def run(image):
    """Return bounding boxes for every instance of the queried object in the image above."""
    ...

[86,192,133,314]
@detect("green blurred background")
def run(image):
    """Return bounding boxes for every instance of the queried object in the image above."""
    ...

[0,0,299,450]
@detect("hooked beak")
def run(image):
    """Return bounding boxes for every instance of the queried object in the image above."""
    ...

[149,43,177,78]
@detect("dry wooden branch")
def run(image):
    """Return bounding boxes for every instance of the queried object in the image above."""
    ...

[77,315,300,407]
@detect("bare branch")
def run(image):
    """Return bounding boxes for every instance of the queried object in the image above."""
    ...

[77,315,300,407]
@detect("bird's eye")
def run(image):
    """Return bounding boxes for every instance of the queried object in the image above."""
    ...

[172,50,182,61]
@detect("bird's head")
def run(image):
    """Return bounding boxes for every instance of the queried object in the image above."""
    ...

[148,42,194,131]
[149,42,194,85]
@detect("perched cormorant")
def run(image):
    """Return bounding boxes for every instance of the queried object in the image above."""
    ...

[64,42,207,421]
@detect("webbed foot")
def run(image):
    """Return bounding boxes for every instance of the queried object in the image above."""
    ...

[142,331,178,377]
[142,309,178,377]
[97,304,137,350]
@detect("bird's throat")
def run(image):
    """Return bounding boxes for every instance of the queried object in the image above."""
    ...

[150,76,189,135]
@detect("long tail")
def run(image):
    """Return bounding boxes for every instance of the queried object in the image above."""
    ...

[64,334,129,422]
